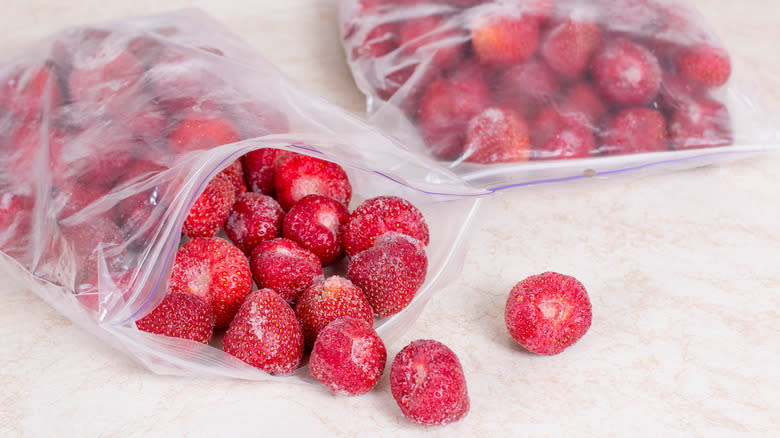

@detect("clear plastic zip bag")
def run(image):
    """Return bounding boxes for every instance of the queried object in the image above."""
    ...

[337,0,780,190]
[0,9,485,380]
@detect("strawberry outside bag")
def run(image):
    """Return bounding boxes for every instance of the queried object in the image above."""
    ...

[0,9,485,380]
[338,0,779,190]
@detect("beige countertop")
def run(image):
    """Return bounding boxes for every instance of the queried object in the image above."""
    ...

[1,1,779,436]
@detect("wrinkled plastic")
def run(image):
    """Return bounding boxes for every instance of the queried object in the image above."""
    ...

[338,0,780,190]
[0,9,486,380]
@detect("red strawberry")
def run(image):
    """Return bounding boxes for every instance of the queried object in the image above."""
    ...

[541,19,602,82]
[496,58,558,117]
[471,6,539,66]
[347,233,427,318]
[224,192,284,255]
[218,158,248,196]
[113,159,168,243]
[343,195,429,257]
[505,272,592,355]
[68,46,145,110]
[122,100,169,145]
[591,38,662,106]
[273,154,352,211]
[282,194,349,266]
[390,339,469,426]
[295,276,374,348]
[249,238,323,306]
[167,237,252,328]
[559,82,609,127]
[524,0,554,25]
[243,148,297,196]
[310,316,387,395]
[167,112,242,155]
[136,292,215,343]
[1,64,64,121]
[462,107,531,164]
[182,174,236,239]
[223,288,304,375]
[398,15,464,71]
[537,122,596,160]
[351,23,399,60]
[669,97,732,150]
[601,107,668,155]
[416,63,491,159]
[677,44,731,88]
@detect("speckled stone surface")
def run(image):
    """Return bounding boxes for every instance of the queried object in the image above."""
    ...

[1,1,779,436]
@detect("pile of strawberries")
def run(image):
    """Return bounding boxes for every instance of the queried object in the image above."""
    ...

[343,0,734,163]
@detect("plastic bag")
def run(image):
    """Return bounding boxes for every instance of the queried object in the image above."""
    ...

[338,0,780,190]
[0,9,486,380]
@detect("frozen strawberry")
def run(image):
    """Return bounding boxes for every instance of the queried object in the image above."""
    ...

[168,237,252,328]
[167,112,242,155]
[182,174,236,238]
[471,6,539,66]
[677,44,731,88]
[343,195,429,257]
[537,122,596,160]
[1,64,64,121]
[224,192,284,254]
[505,272,592,355]
[591,38,662,106]
[398,15,464,71]
[390,339,469,426]
[282,195,349,266]
[136,292,215,344]
[416,64,491,159]
[601,107,668,155]
[61,217,126,285]
[462,107,531,164]
[559,82,608,127]
[249,238,323,306]
[218,158,248,196]
[310,316,387,395]
[243,148,296,196]
[274,154,352,211]
[223,288,304,375]
[68,46,145,110]
[225,101,290,139]
[669,97,732,150]
[352,23,399,60]
[496,58,558,117]
[295,276,374,348]
[347,233,427,318]
[541,19,602,82]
